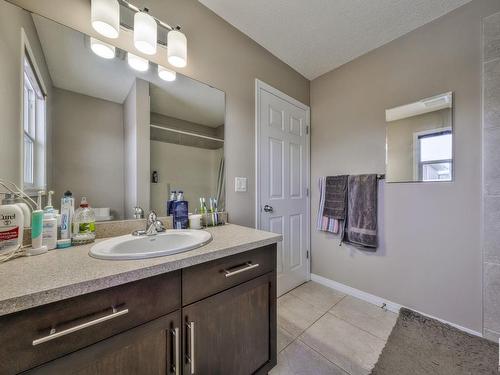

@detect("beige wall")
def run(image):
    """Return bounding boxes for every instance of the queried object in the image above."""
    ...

[52,88,124,219]
[150,141,221,215]
[387,108,451,182]
[9,0,310,226]
[0,0,52,188]
[311,0,500,332]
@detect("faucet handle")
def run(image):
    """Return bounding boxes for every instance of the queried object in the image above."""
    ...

[147,210,158,224]
[133,206,145,219]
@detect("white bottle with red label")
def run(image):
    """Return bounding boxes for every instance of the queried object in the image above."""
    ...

[0,204,24,255]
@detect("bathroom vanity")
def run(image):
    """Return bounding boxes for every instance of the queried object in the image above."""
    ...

[0,224,280,374]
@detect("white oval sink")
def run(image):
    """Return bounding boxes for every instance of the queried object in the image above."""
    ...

[89,230,212,260]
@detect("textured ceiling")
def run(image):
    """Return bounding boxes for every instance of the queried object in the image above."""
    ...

[199,0,472,79]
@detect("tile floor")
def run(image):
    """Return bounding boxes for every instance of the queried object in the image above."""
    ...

[271,282,398,375]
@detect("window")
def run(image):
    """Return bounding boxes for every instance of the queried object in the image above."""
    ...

[23,55,46,190]
[415,129,452,181]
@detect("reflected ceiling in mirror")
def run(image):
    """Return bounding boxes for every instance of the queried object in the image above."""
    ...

[385,92,453,183]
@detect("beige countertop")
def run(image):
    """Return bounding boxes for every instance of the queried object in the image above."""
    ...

[0,224,281,317]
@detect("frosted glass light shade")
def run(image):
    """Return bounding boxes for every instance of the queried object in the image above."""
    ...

[134,12,157,55]
[127,53,149,72]
[91,0,120,39]
[90,37,115,59]
[167,29,187,68]
[158,65,176,81]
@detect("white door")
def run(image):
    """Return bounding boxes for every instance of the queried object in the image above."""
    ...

[255,80,310,296]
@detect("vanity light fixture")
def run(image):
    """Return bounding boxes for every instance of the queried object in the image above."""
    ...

[127,52,149,72]
[167,27,187,68]
[90,37,116,59]
[158,65,176,81]
[91,0,120,39]
[134,9,157,55]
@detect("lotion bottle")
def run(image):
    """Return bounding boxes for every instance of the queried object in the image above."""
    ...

[0,196,24,255]
[42,191,57,250]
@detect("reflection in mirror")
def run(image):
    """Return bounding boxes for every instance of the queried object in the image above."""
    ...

[385,92,453,183]
[0,0,225,223]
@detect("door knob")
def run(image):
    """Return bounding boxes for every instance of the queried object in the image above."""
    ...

[263,205,273,213]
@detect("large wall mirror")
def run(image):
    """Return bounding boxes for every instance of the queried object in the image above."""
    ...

[385,92,453,183]
[0,0,225,222]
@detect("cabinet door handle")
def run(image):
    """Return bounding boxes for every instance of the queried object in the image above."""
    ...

[186,321,195,374]
[171,327,180,375]
[223,262,260,278]
[32,306,129,346]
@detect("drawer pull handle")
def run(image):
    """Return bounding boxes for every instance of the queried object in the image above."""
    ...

[223,262,260,278]
[171,327,180,375]
[186,321,195,374]
[32,306,129,346]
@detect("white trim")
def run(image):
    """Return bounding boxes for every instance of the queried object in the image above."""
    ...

[311,273,483,338]
[255,79,311,283]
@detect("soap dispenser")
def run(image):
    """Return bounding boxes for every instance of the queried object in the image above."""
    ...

[42,191,57,250]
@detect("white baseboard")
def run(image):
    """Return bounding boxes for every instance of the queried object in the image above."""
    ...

[310,273,483,338]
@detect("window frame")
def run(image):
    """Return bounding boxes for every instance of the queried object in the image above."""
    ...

[20,29,48,194]
[412,127,453,182]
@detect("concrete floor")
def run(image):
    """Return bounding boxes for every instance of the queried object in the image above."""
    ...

[271,281,398,375]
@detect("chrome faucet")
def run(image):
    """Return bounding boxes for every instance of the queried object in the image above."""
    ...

[132,210,166,236]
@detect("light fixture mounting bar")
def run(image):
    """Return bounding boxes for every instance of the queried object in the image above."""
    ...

[118,0,178,31]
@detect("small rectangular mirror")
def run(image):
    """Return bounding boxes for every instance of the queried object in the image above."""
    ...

[385,92,453,183]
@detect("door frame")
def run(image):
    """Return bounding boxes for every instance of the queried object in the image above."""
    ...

[254,79,311,283]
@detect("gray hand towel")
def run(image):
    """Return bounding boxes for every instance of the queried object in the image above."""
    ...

[322,175,348,220]
[344,174,378,249]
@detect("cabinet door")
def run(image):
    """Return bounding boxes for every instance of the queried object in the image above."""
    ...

[26,311,182,375]
[182,272,276,375]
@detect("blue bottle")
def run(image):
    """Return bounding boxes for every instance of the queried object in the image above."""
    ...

[173,191,189,229]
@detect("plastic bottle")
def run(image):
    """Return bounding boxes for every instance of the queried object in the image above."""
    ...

[1,193,31,227]
[173,191,189,229]
[166,191,176,216]
[0,197,24,255]
[28,191,47,255]
[72,197,96,245]
[60,191,74,240]
[42,191,58,250]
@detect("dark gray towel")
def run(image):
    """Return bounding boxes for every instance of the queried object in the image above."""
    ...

[344,174,378,249]
[322,175,348,220]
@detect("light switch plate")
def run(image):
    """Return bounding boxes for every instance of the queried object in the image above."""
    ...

[235,177,248,192]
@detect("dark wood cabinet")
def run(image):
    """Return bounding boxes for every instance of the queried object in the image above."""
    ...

[182,273,277,375]
[3,245,277,375]
[25,311,181,375]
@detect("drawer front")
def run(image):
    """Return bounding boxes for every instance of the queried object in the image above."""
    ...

[0,271,180,375]
[182,244,276,306]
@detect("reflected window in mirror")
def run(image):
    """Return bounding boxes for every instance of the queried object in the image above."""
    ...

[385,92,453,183]
[22,54,47,191]
[415,128,452,181]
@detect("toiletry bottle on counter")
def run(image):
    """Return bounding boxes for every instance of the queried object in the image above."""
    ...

[0,196,24,255]
[173,191,188,229]
[72,197,96,245]
[166,191,176,216]
[60,191,74,240]
[29,191,47,255]
[42,191,57,250]
[1,193,31,227]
